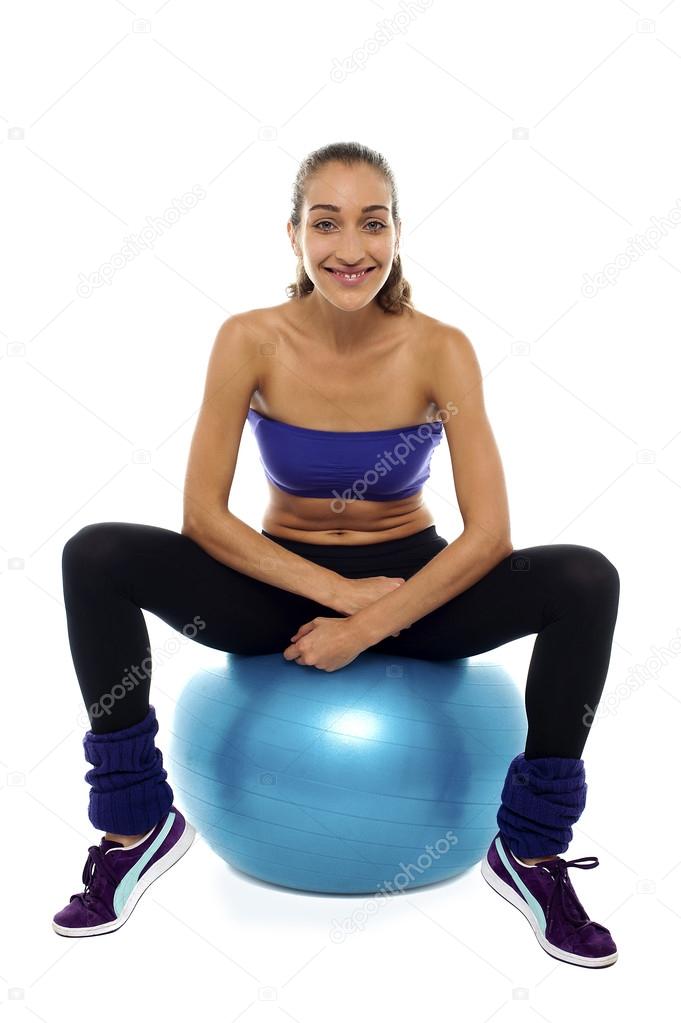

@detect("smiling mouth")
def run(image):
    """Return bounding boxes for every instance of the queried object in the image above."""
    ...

[324,267,376,280]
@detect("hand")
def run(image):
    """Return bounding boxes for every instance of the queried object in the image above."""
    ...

[283,617,370,672]
[336,575,411,637]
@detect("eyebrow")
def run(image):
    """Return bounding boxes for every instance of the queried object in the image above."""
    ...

[308,204,390,214]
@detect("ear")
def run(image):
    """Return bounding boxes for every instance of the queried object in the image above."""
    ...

[287,221,300,257]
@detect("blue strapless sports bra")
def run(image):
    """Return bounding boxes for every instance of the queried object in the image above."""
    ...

[247,407,444,503]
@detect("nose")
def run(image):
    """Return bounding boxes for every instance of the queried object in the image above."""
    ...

[332,230,372,265]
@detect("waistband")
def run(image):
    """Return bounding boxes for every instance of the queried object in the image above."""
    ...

[261,524,444,560]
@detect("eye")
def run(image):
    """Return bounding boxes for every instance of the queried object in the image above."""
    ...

[313,220,387,232]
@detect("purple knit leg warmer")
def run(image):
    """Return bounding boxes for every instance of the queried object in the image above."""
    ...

[496,753,587,858]
[83,704,174,834]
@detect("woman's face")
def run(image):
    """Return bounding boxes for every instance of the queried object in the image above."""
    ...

[289,161,400,308]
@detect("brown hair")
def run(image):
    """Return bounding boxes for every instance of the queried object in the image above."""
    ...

[285,141,415,316]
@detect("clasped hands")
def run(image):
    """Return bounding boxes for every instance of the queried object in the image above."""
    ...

[282,574,410,672]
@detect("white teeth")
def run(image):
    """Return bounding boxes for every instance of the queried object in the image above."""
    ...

[333,269,368,279]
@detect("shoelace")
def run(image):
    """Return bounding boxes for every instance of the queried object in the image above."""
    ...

[543,855,602,930]
[70,845,121,909]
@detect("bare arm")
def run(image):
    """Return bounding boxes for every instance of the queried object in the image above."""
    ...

[349,325,514,646]
[181,314,350,611]
[183,511,349,611]
[350,529,511,646]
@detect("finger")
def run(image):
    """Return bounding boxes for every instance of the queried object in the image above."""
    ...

[291,622,314,640]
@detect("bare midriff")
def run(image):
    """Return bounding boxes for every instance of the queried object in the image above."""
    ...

[260,488,437,546]
[250,299,444,546]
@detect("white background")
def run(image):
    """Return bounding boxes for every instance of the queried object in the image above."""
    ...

[2,0,679,1018]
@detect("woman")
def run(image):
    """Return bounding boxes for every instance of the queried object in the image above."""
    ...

[53,142,620,968]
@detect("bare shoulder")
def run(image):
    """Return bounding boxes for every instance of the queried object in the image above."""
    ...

[406,310,469,351]
[215,306,267,344]
[212,305,290,371]
[224,301,301,349]
[427,316,474,352]
[420,318,480,404]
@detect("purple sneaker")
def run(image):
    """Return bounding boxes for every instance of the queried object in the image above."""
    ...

[52,805,195,937]
[480,830,617,968]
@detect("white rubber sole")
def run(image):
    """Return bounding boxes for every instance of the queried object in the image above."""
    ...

[52,820,196,937]
[480,855,618,968]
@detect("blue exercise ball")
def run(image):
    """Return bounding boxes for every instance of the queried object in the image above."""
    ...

[170,651,526,895]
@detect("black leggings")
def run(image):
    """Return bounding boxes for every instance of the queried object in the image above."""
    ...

[61,522,620,759]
